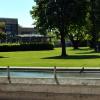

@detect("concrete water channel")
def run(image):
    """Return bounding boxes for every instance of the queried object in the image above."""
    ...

[0,67,100,100]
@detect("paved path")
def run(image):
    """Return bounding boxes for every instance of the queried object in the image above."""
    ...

[0,84,100,100]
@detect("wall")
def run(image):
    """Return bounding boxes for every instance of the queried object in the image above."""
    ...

[0,77,100,100]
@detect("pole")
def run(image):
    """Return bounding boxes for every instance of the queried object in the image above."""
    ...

[7,66,11,83]
[54,66,57,79]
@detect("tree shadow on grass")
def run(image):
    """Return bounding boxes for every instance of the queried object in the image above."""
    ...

[42,55,100,59]
[76,51,96,54]
[70,47,92,51]
[78,48,92,50]
[0,56,8,59]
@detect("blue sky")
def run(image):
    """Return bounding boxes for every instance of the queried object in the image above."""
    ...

[0,0,36,27]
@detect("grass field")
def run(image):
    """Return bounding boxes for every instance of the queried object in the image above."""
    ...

[0,47,100,67]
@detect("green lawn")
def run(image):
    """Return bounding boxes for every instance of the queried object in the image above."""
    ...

[0,47,100,67]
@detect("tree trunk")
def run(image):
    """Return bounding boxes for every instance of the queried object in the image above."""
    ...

[60,32,67,56]
[68,34,79,49]
[72,40,79,49]
[91,31,97,49]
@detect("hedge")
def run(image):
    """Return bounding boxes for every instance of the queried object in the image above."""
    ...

[0,43,54,52]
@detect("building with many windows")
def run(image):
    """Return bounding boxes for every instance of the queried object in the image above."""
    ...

[0,18,18,42]
[0,18,18,36]
[0,18,53,43]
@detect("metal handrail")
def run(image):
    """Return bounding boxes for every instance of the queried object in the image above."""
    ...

[7,66,11,83]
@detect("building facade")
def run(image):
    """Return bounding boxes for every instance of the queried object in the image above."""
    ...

[0,17,52,43]
[0,18,18,42]
[0,18,18,36]
[18,27,36,35]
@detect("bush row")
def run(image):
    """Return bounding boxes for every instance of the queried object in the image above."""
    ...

[0,43,54,51]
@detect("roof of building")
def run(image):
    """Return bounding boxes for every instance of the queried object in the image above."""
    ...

[17,34,44,38]
[0,18,18,24]
[17,34,52,38]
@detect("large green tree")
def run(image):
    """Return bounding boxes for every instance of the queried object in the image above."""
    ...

[68,25,88,49]
[89,0,100,51]
[31,0,88,56]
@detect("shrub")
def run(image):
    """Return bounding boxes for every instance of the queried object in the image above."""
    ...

[0,43,54,52]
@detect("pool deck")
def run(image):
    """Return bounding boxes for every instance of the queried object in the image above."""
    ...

[0,66,100,85]
[0,66,100,71]
[0,67,100,99]
[0,83,100,100]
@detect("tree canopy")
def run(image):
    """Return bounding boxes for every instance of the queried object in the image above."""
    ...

[88,0,100,51]
[30,0,89,56]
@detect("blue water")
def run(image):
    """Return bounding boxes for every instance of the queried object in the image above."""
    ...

[0,70,100,78]
[0,71,54,78]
